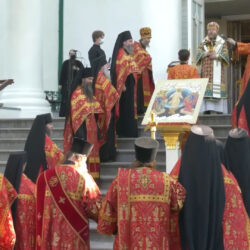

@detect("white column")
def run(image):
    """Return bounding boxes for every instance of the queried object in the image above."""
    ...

[143,0,182,81]
[161,131,183,173]
[0,0,51,118]
[166,146,180,174]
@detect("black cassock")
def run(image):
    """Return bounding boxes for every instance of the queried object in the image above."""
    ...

[59,59,84,117]
[116,74,138,138]
[99,110,116,162]
[88,44,106,68]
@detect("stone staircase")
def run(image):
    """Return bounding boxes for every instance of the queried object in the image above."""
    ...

[0,114,232,249]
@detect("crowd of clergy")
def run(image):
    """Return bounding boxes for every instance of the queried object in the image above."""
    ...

[0,21,250,249]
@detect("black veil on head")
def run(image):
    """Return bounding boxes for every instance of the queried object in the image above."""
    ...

[110,31,132,87]
[24,113,52,183]
[216,139,225,166]
[237,78,250,131]
[4,151,27,223]
[178,125,225,250]
[224,128,250,216]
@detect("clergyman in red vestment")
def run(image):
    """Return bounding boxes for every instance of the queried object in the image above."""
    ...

[134,27,155,114]
[24,113,64,183]
[97,137,186,249]
[227,38,250,97]
[0,173,17,249]
[227,39,250,129]
[92,55,119,162]
[169,125,250,250]
[4,151,36,250]
[36,138,102,249]
[110,30,139,137]
[63,68,103,179]
[168,49,200,80]
[231,79,250,134]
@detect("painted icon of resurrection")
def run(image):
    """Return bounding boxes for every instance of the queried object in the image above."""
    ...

[142,78,208,125]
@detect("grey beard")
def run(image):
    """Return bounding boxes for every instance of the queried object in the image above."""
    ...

[82,83,94,101]
[141,41,150,48]
[103,69,111,80]
[124,44,134,55]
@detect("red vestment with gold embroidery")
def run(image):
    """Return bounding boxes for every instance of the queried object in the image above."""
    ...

[15,174,36,250]
[232,42,250,131]
[133,41,155,107]
[63,86,103,179]
[36,165,102,250]
[45,135,64,169]
[168,64,200,80]
[232,105,250,135]
[36,135,64,178]
[115,48,139,119]
[0,173,17,250]
[236,42,250,97]
[169,159,250,250]
[97,167,186,249]
[95,71,119,146]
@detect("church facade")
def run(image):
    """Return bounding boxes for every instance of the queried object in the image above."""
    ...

[0,0,249,117]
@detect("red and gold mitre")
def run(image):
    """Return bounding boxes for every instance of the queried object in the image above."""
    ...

[207,22,219,31]
[140,27,152,39]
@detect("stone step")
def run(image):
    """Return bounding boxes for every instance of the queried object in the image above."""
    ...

[0,123,231,140]
[0,118,65,128]
[0,126,151,139]
[90,241,113,250]
[0,163,5,173]
[115,149,165,162]
[0,161,167,176]
[0,138,166,150]
[0,149,155,162]
[90,221,113,246]
[0,128,64,139]
[0,114,231,128]
[198,114,231,126]
[138,124,232,138]
[0,134,227,173]
[0,138,63,150]
[209,125,232,137]
[117,138,165,149]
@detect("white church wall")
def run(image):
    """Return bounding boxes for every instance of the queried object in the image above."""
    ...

[42,0,59,91]
[0,0,59,92]
[0,0,10,79]
[1,0,184,93]
[64,0,183,83]
[0,0,51,118]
